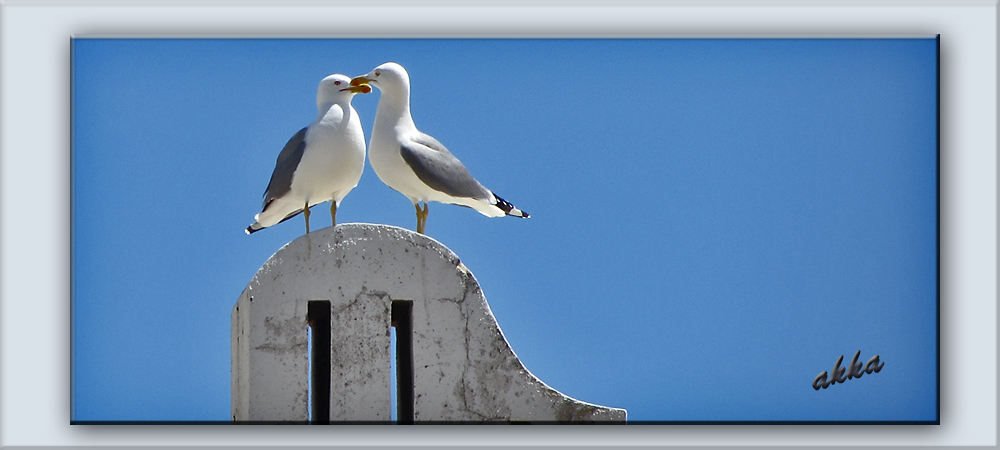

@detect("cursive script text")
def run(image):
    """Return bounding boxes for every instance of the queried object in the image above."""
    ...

[813,350,883,390]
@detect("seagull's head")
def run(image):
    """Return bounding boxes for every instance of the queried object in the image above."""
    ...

[350,62,409,93]
[318,74,371,104]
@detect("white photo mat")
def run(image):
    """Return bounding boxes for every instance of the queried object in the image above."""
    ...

[2,0,995,447]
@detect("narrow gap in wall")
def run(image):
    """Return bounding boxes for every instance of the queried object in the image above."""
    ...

[307,300,331,424]
[307,324,312,422]
[390,300,414,424]
[390,326,397,422]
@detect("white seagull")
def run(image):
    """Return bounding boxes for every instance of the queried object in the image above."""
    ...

[350,62,528,234]
[246,74,371,235]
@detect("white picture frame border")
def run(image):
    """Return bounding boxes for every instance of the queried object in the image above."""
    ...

[2,0,994,447]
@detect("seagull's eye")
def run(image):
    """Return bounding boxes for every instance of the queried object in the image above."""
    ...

[375,71,380,77]
[334,80,341,85]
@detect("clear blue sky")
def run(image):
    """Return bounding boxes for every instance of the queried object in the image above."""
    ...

[72,38,938,422]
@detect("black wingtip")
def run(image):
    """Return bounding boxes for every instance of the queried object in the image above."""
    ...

[494,194,529,218]
[245,207,304,235]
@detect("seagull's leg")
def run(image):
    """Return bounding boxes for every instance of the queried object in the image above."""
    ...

[415,202,429,234]
[330,201,338,227]
[304,201,311,234]
[414,202,424,234]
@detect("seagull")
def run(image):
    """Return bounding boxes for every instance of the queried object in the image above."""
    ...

[350,62,528,234]
[246,74,371,235]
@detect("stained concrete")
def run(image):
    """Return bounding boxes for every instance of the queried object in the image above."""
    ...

[232,223,626,423]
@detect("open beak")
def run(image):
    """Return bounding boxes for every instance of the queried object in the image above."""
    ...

[350,76,373,87]
[340,84,372,94]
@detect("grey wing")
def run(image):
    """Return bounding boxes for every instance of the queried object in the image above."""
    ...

[261,126,308,209]
[400,133,493,201]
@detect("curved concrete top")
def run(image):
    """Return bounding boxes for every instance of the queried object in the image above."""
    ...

[232,223,625,423]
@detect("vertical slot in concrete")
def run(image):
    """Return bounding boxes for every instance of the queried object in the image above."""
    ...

[391,300,414,424]
[390,327,397,421]
[307,300,331,424]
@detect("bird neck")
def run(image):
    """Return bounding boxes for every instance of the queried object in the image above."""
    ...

[316,98,339,116]
[374,88,416,131]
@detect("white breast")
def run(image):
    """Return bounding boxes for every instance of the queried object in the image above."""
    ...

[368,128,429,203]
[291,104,366,205]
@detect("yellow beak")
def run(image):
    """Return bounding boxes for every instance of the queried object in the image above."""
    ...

[340,84,372,94]
[350,76,373,87]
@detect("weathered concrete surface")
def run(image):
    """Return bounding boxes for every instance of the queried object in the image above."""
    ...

[232,223,626,423]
